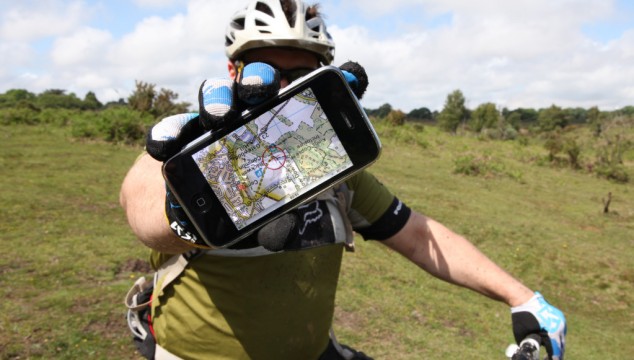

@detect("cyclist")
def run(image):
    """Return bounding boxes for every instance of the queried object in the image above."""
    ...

[120,1,566,359]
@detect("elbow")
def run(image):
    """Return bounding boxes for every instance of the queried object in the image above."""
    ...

[119,184,128,210]
[384,212,428,261]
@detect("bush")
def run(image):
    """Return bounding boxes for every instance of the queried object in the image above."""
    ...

[386,110,406,126]
[563,138,582,169]
[453,154,486,176]
[0,106,81,127]
[595,164,629,183]
[0,107,40,125]
[543,131,566,163]
[479,124,518,141]
[453,153,524,183]
[70,107,154,145]
[37,108,78,126]
[453,154,507,178]
[374,121,428,148]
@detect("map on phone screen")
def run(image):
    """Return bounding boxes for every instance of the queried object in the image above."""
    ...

[191,87,353,230]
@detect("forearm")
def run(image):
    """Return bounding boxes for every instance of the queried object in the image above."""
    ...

[383,212,533,307]
[120,153,194,254]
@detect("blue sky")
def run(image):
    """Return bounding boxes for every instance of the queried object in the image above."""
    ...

[1,0,633,112]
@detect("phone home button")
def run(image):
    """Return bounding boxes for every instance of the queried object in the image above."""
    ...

[191,192,213,214]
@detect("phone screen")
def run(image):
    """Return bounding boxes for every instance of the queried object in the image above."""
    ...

[191,87,353,230]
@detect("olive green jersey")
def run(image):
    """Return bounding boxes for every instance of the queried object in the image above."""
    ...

[149,170,410,359]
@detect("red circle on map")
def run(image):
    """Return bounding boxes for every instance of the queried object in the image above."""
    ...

[262,145,287,170]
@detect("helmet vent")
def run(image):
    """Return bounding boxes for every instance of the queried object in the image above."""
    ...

[255,2,274,17]
[231,18,245,30]
[306,18,321,32]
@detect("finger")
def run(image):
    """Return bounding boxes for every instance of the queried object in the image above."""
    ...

[198,78,238,131]
[146,113,202,161]
[257,212,299,252]
[237,62,280,105]
[541,331,555,359]
[339,61,369,100]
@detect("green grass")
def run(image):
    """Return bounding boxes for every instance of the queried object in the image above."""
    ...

[1,123,632,359]
[0,125,146,359]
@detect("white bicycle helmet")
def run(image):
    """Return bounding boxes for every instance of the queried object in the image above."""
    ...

[225,0,335,64]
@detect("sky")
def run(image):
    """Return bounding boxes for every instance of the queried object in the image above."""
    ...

[1,0,633,112]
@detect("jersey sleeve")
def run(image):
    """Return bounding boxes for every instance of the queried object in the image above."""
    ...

[345,170,411,241]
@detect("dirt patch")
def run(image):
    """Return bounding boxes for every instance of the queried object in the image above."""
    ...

[334,307,367,331]
[118,258,151,274]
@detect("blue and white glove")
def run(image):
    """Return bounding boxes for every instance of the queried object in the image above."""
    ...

[145,66,279,162]
[145,63,280,247]
[146,61,367,161]
[511,292,567,360]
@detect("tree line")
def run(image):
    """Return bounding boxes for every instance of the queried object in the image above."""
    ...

[2,84,630,134]
[366,89,634,137]
[0,81,190,117]
[1,84,631,183]
[0,81,191,145]
[365,89,633,183]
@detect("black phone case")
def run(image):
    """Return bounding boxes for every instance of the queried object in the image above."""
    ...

[163,66,381,248]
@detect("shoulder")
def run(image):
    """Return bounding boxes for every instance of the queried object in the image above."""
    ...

[345,169,394,216]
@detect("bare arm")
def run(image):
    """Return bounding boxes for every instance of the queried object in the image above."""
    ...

[382,211,534,307]
[119,153,194,254]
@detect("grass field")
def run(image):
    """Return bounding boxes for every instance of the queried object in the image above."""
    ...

[1,123,632,359]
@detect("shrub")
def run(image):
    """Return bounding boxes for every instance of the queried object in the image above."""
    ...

[538,105,568,132]
[101,107,154,144]
[453,154,485,176]
[453,153,524,183]
[543,132,563,162]
[37,108,78,126]
[374,121,428,148]
[0,107,40,125]
[70,107,154,145]
[386,110,406,126]
[453,154,505,177]
[563,138,582,169]
[479,124,518,141]
[595,164,629,183]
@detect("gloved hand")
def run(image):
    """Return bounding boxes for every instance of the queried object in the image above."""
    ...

[146,61,369,249]
[146,61,367,160]
[511,292,567,360]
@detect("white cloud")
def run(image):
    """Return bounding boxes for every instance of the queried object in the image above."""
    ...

[0,1,92,41]
[101,0,241,103]
[51,28,113,67]
[2,0,243,104]
[327,0,632,111]
[133,0,188,8]
[0,42,34,77]
[0,0,632,112]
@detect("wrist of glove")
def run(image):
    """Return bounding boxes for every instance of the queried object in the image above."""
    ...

[511,292,567,360]
[165,188,207,247]
[146,61,369,249]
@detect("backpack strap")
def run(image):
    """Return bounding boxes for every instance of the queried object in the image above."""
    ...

[317,183,355,252]
[153,249,201,296]
[124,276,154,312]
[125,249,201,312]
[125,249,202,359]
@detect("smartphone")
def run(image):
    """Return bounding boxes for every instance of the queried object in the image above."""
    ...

[163,66,382,248]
